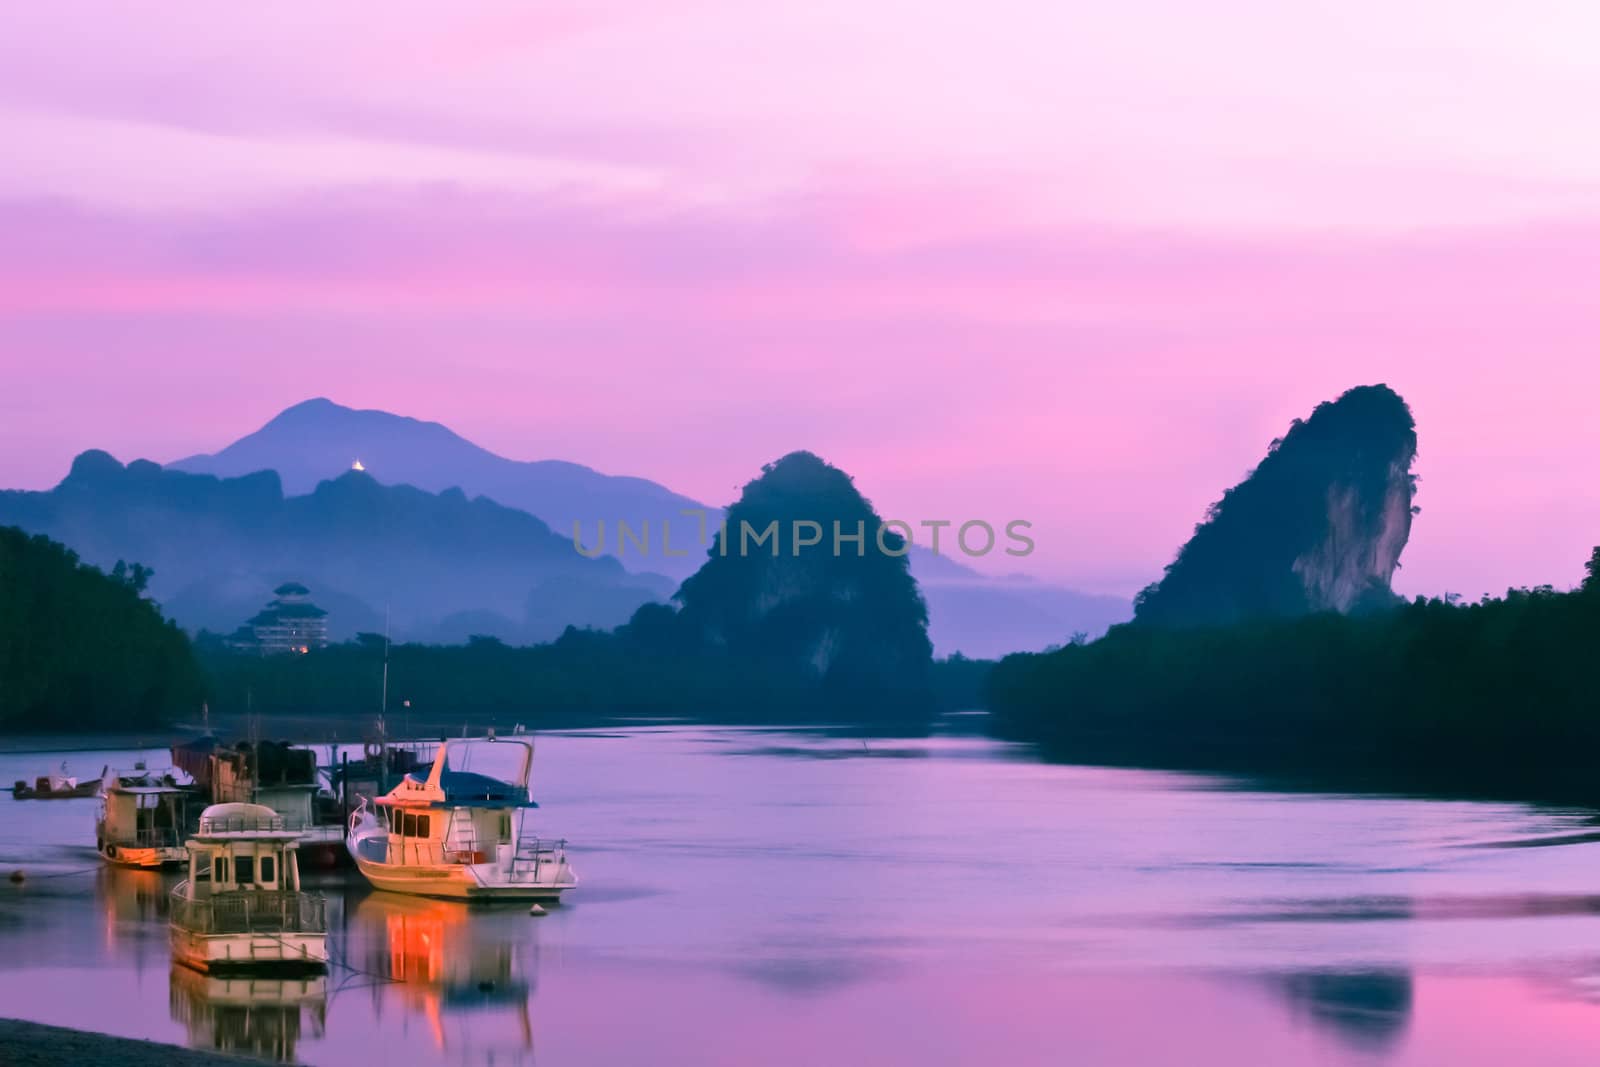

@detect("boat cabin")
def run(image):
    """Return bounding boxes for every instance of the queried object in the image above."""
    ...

[97,764,194,865]
[170,803,328,974]
[377,802,519,866]
[184,803,305,893]
[376,738,536,866]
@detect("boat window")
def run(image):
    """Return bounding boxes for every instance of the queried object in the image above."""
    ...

[499,813,512,841]
[236,854,255,884]
[402,812,416,837]
[259,855,276,884]
[416,814,431,838]
[213,856,228,883]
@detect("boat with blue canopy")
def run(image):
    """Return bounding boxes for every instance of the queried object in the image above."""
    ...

[345,736,576,901]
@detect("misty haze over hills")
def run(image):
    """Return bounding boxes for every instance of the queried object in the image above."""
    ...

[0,452,671,645]
[164,399,1129,656]
[0,401,1128,658]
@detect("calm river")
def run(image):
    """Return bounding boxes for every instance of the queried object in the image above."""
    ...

[4,724,1600,1065]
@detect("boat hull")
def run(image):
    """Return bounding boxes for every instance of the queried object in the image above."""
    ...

[171,926,328,974]
[351,851,575,901]
[13,783,100,799]
[100,842,186,869]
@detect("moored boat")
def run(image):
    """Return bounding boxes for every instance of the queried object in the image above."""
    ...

[172,737,347,867]
[96,763,196,868]
[169,802,328,974]
[346,736,576,902]
[13,763,102,799]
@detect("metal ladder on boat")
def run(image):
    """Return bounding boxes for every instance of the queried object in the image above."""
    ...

[445,806,479,864]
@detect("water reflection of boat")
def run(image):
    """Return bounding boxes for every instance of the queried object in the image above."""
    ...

[169,964,327,1063]
[169,803,328,973]
[96,763,196,868]
[1277,969,1414,1052]
[346,737,576,901]
[356,892,536,1059]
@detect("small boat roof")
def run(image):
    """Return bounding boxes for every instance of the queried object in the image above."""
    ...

[192,802,302,841]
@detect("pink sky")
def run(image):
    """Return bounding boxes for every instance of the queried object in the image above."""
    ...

[3,1,1599,597]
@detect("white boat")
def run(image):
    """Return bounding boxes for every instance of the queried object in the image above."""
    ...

[96,763,196,868]
[169,802,328,974]
[345,736,576,902]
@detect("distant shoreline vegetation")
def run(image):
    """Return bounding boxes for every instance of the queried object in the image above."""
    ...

[987,551,1600,799]
[196,631,983,729]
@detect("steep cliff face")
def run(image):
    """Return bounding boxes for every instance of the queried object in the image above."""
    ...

[1133,385,1418,629]
[673,451,932,694]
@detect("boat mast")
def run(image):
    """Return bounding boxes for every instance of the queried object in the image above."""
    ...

[380,603,390,722]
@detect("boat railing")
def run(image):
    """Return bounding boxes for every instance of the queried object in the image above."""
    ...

[397,839,448,866]
[199,810,287,835]
[510,836,568,879]
[385,836,568,869]
[170,882,325,935]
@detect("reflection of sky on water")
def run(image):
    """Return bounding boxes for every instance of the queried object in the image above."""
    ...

[4,728,1600,1064]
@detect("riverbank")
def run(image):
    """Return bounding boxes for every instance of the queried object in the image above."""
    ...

[0,1018,257,1065]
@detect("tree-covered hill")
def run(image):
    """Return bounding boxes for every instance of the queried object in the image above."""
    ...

[0,526,204,731]
[1134,384,1418,628]
[673,451,933,705]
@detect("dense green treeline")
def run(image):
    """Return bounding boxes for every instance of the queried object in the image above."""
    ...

[0,526,205,731]
[198,627,972,727]
[988,549,1600,791]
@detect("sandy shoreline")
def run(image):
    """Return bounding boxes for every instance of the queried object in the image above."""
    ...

[0,1018,258,1065]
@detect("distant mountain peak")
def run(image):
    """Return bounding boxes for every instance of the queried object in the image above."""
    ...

[67,448,123,481]
[257,396,464,440]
